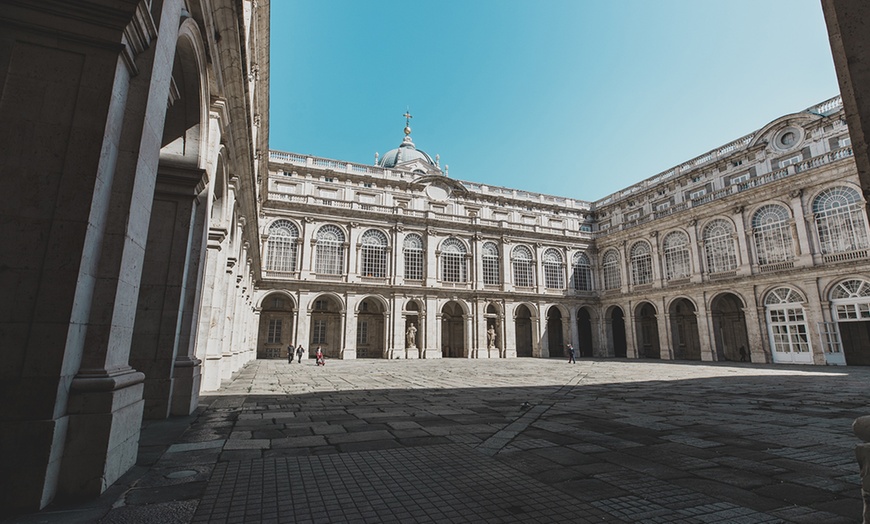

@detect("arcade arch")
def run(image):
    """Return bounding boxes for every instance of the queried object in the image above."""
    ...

[635,302,660,358]
[710,292,749,362]
[669,298,701,360]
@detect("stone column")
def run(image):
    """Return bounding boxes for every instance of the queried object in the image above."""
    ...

[687,219,703,283]
[657,301,671,360]
[789,190,813,266]
[504,303,518,358]
[501,239,513,292]
[744,303,766,364]
[425,229,438,287]
[732,207,751,275]
[343,295,358,359]
[199,227,228,391]
[625,302,638,358]
[697,298,716,362]
[465,313,474,358]
[295,293,313,355]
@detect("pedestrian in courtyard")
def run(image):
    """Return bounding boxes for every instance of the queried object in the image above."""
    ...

[296,344,305,363]
[567,343,576,363]
[316,346,325,366]
[739,345,747,362]
[287,342,295,364]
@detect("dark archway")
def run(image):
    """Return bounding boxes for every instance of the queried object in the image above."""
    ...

[610,307,627,358]
[515,305,534,357]
[669,298,701,360]
[710,293,749,362]
[635,302,660,359]
[357,297,386,358]
[577,307,594,357]
[441,301,465,358]
[547,306,565,358]
[257,293,295,359]
[310,295,343,359]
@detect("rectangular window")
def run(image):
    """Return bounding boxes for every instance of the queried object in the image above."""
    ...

[404,249,423,280]
[729,173,750,186]
[689,188,706,200]
[357,321,368,345]
[267,319,282,344]
[312,319,327,344]
[655,201,670,212]
[839,136,852,148]
[778,154,802,168]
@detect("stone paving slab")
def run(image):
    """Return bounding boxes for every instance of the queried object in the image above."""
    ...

[6,358,869,523]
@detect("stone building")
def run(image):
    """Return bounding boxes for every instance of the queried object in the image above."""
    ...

[0,0,269,513]
[260,97,870,367]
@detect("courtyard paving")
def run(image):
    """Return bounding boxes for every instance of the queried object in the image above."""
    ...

[9,358,869,523]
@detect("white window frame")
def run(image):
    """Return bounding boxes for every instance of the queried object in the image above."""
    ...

[360,229,388,278]
[752,205,794,266]
[315,224,345,275]
[403,234,424,281]
[629,241,653,285]
[511,245,535,288]
[663,231,691,280]
[266,220,299,272]
[703,219,738,274]
[440,238,467,283]
[542,248,564,289]
[482,242,500,286]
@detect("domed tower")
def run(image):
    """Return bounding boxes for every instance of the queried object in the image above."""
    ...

[377,111,442,174]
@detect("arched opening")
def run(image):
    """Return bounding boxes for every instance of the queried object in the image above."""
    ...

[310,295,343,359]
[765,287,812,364]
[357,297,386,358]
[576,307,594,357]
[669,299,700,360]
[635,302,660,359]
[547,306,565,357]
[609,307,627,357]
[484,303,501,355]
[829,279,870,365]
[710,293,749,362]
[441,301,465,358]
[257,294,295,359]
[515,305,534,357]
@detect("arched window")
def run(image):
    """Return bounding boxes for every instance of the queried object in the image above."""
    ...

[315,224,345,275]
[662,231,691,280]
[542,248,564,289]
[831,279,870,321]
[752,204,794,266]
[629,241,652,285]
[482,242,500,286]
[572,252,592,291]
[703,219,738,273]
[603,250,621,290]
[403,233,424,281]
[440,237,467,282]
[831,279,870,300]
[813,186,870,255]
[266,219,299,272]
[511,245,535,287]
[360,229,388,278]
[765,287,811,359]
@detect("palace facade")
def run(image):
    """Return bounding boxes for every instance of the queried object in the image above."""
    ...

[258,97,870,367]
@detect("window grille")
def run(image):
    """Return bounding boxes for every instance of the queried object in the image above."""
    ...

[360,229,388,278]
[703,219,738,273]
[831,279,870,299]
[315,224,345,275]
[266,220,299,272]
[357,320,368,345]
[403,234,424,280]
[813,186,870,255]
[511,245,535,287]
[663,231,691,280]
[752,205,794,265]
[765,288,810,354]
[602,250,621,290]
[629,241,653,285]
[572,252,592,291]
[312,319,327,344]
[542,248,564,289]
[689,188,706,200]
[267,318,282,343]
[440,237,467,282]
[482,242,500,285]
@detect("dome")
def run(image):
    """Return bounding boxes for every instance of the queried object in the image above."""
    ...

[378,135,438,170]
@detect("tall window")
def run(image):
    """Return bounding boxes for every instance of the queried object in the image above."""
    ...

[266,220,299,272]
[357,321,368,345]
[403,233,424,281]
[572,252,592,291]
[440,237,467,282]
[813,186,870,255]
[315,224,345,275]
[629,241,652,285]
[663,231,691,280]
[703,219,738,273]
[482,242,500,285]
[267,318,282,343]
[752,204,794,266]
[312,319,327,344]
[602,249,621,290]
[360,229,388,278]
[511,245,535,287]
[542,248,564,289]
[765,288,810,355]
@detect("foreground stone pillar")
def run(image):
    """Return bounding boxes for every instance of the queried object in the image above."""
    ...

[853,416,870,524]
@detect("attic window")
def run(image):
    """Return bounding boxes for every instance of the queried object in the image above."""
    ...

[324,177,334,182]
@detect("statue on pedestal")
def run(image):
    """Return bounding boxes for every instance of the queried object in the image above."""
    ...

[406,322,417,349]
[487,325,497,349]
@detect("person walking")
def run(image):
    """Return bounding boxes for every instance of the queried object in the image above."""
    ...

[296,344,305,363]
[315,346,325,366]
[287,343,295,364]
[567,343,576,364]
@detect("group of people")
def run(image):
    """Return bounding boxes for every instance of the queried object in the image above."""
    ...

[287,343,326,366]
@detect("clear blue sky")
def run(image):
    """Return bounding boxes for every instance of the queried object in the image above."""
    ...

[269,1,840,201]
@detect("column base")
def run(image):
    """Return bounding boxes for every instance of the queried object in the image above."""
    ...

[202,356,223,391]
[170,356,201,416]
